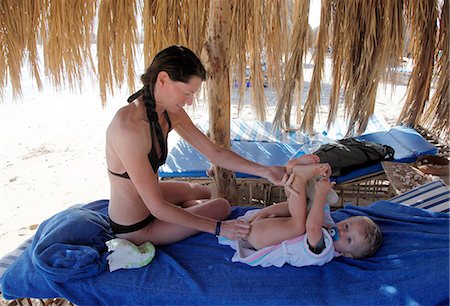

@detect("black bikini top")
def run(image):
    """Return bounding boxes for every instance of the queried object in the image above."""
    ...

[109,87,172,179]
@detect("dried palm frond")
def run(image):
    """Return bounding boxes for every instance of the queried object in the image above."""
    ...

[229,0,250,113]
[142,0,157,67]
[263,0,289,96]
[0,0,24,98]
[0,0,44,98]
[98,0,137,102]
[380,0,404,84]
[397,0,438,127]
[23,0,45,93]
[187,0,210,56]
[327,0,344,128]
[301,0,332,134]
[273,0,310,131]
[421,0,449,140]
[0,29,5,99]
[346,0,384,136]
[43,0,96,92]
[142,0,208,68]
[328,0,401,136]
[248,0,266,120]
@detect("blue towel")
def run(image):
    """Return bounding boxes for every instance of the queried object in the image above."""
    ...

[28,203,113,282]
[2,200,449,305]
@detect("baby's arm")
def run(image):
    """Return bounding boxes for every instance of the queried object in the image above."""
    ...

[306,177,334,249]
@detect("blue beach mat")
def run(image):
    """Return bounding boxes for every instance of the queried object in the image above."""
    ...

[1,185,448,305]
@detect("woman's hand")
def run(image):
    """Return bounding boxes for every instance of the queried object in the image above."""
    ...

[219,219,251,240]
[264,165,287,186]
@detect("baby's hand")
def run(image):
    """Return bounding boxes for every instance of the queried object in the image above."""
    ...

[315,177,335,195]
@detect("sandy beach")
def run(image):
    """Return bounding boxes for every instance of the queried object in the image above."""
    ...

[0,54,409,258]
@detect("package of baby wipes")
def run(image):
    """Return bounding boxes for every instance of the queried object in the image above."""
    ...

[106,238,155,272]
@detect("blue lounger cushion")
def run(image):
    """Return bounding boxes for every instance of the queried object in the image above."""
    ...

[159,140,303,178]
[336,126,438,183]
[159,126,437,183]
[1,198,449,305]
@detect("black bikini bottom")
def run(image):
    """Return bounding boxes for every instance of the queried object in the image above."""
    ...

[108,214,155,234]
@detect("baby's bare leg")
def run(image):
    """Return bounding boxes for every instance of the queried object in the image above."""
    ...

[246,216,306,250]
[247,176,308,250]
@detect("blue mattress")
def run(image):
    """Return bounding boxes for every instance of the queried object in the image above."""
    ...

[159,126,437,183]
[1,198,448,305]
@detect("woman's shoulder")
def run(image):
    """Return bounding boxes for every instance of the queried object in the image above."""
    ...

[108,104,143,136]
[168,108,193,128]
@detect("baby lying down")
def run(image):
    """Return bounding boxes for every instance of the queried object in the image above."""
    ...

[219,162,382,267]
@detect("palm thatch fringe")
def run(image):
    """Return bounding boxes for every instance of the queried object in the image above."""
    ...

[420,0,449,141]
[327,0,345,129]
[229,0,251,112]
[0,0,46,99]
[0,0,446,141]
[380,0,404,83]
[247,0,267,121]
[325,0,407,136]
[263,1,289,99]
[44,0,96,92]
[337,1,382,136]
[142,0,208,69]
[300,0,332,134]
[397,0,438,127]
[273,0,310,131]
[230,0,291,121]
[98,0,137,102]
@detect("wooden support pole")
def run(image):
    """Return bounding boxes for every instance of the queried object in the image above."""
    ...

[203,0,238,203]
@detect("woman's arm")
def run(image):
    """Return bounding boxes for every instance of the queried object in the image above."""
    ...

[172,110,286,185]
[112,125,249,239]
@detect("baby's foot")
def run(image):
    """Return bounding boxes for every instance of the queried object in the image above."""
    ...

[286,154,320,174]
[294,154,320,165]
[291,163,329,182]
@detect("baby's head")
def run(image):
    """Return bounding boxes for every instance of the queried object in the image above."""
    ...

[332,216,382,259]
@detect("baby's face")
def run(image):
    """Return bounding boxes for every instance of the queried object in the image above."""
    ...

[333,216,368,257]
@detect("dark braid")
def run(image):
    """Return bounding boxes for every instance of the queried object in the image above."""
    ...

[142,85,158,122]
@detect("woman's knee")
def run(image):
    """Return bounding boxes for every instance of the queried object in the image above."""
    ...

[192,183,211,199]
[211,198,231,218]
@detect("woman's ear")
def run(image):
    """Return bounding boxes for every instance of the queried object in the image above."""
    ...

[157,71,169,86]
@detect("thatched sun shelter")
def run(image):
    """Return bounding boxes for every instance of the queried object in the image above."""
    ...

[0,0,448,200]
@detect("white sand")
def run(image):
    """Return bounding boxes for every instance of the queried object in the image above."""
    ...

[0,54,408,258]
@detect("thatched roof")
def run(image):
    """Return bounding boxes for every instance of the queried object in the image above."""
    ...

[1,0,448,139]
